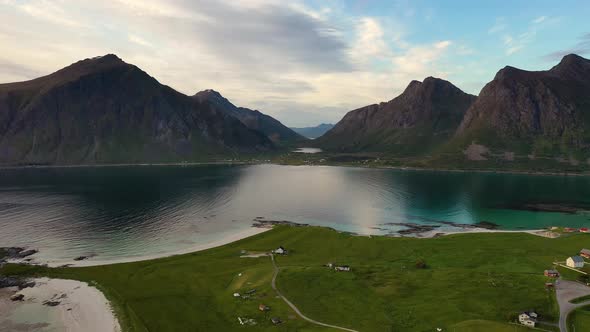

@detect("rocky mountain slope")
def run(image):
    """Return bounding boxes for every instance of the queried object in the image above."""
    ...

[193,89,305,144]
[0,55,272,165]
[452,54,590,162]
[290,123,334,139]
[316,77,476,155]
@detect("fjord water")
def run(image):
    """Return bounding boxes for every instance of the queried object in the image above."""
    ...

[1,164,589,265]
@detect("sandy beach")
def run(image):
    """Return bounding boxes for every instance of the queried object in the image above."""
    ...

[0,278,120,332]
[28,226,271,268]
[418,227,559,238]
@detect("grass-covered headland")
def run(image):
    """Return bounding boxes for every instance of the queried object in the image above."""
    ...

[3,226,589,331]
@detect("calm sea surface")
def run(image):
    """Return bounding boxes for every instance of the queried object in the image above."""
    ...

[1,164,589,264]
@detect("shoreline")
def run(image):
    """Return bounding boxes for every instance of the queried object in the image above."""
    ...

[30,226,271,268]
[9,224,561,269]
[0,160,589,177]
[0,278,120,332]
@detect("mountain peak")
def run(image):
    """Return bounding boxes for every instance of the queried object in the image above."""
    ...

[550,54,590,79]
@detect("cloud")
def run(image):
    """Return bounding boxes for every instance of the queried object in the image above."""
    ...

[0,0,459,126]
[532,16,546,24]
[488,17,506,35]
[350,17,390,63]
[543,32,590,61]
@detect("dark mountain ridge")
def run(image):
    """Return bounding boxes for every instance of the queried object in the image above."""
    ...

[316,77,476,155]
[454,54,590,161]
[0,55,272,165]
[193,89,305,144]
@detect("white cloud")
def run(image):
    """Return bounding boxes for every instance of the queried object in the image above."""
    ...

[532,16,546,24]
[128,34,153,48]
[0,0,461,126]
[488,17,506,34]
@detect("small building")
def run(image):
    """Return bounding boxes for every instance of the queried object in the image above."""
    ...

[581,249,590,259]
[325,262,333,268]
[544,269,559,278]
[545,282,554,288]
[580,228,590,233]
[567,256,585,268]
[259,304,270,312]
[233,293,241,297]
[519,312,537,327]
[335,265,351,272]
[273,246,287,255]
[565,227,576,233]
[271,317,282,325]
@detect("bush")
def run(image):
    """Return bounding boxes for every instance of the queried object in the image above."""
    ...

[415,259,427,269]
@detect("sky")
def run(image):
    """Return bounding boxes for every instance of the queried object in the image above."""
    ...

[1,0,589,127]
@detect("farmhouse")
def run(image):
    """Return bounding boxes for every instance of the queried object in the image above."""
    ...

[518,311,537,327]
[567,256,585,268]
[580,249,590,259]
[544,269,559,278]
[335,265,351,272]
[580,228,589,233]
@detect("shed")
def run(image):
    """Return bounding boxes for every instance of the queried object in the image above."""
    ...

[544,269,559,278]
[271,317,282,325]
[335,265,351,272]
[580,249,590,259]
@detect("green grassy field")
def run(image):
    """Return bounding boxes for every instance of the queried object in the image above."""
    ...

[2,226,589,331]
[568,304,590,332]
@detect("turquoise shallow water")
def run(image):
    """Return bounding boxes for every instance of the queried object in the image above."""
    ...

[0,164,589,264]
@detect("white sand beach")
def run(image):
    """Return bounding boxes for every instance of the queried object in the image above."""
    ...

[0,278,120,332]
[42,226,271,268]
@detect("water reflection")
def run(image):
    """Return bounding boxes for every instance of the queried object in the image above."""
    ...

[1,165,589,263]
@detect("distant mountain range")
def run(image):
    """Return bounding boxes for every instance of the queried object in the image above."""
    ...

[2,53,589,169]
[290,123,334,139]
[317,54,590,168]
[194,89,304,144]
[0,55,297,165]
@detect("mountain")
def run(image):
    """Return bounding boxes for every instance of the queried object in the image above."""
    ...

[315,77,476,155]
[452,54,590,162]
[0,55,272,165]
[193,89,305,144]
[290,123,334,139]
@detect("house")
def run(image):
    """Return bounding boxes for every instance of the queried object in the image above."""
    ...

[519,312,537,327]
[580,228,590,233]
[259,304,270,312]
[567,256,585,268]
[565,227,576,233]
[545,282,554,288]
[581,249,590,259]
[273,246,287,255]
[544,269,559,278]
[335,265,351,272]
[271,317,282,325]
[233,293,241,297]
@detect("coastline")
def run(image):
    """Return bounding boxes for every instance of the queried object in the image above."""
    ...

[0,159,589,177]
[0,278,120,332]
[37,226,271,268]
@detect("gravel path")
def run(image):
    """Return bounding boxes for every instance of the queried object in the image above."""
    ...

[555,279,590,332]
[270,254,359,332]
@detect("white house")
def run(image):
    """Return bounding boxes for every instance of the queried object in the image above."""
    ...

[567,255,585,268]
[273,246,287,255]
[519,312,537,327]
